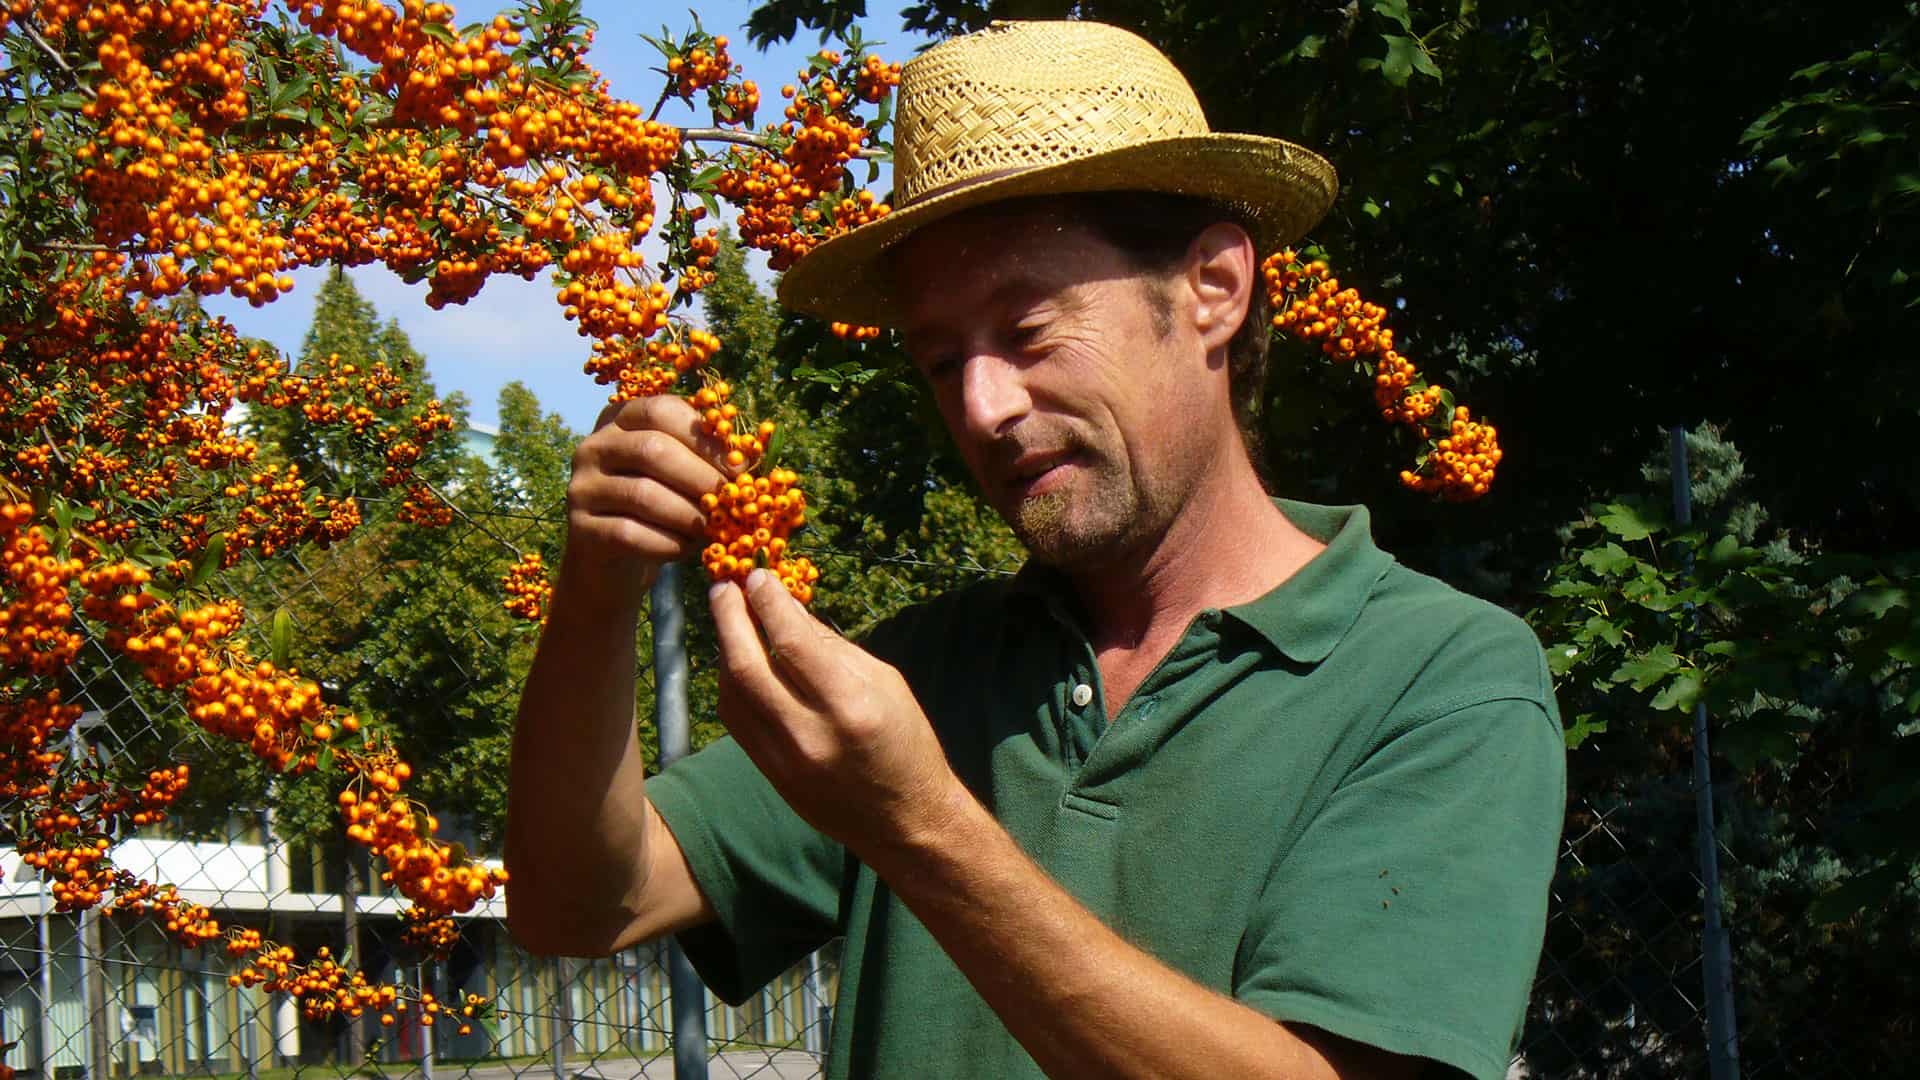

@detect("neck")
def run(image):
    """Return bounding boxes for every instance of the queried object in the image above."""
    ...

[1066,458,1324,656]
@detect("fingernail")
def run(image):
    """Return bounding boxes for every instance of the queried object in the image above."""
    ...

[746,568,771,592]
[708,581,729,603]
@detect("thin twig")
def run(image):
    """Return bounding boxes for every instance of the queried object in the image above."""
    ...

[645,82,676,124]
[682,126,888,160]
[409,473,533,557]
[33,240,119,253]
[38,424,69,468]
[17,17,97,101]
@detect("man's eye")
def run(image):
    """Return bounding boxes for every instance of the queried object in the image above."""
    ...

[1010,322,1046,349]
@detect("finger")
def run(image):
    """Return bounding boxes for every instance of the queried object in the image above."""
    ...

[742,568,841,703]
[573,471,708,541]
[586,427,728,502]
[571,511,702,564]
[606,395,730,473]
[709,579,801,720]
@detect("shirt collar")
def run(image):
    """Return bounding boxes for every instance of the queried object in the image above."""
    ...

[1223,500,1395,665]
[1005,499,1395,665]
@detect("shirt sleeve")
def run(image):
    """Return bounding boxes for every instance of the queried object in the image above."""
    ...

[1233,693,1566,1080]
[647,736,846,1005]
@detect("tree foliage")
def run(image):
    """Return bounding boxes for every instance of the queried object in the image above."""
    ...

[747,0,1920,570]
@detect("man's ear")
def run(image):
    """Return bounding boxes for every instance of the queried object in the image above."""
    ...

[1186,222,1256,355]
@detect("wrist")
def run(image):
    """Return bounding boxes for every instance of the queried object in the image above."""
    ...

[865,773,994,886]
[554,549,656,618]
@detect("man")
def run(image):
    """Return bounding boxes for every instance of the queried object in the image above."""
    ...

[506,20,1564,1080]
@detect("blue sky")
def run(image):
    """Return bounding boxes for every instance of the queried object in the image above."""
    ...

[206,0,928,434]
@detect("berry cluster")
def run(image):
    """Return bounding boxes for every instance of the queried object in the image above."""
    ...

[854,54,903,103]
[687,379,818,602]
[714,51,893,271]
[227,942,485,1034]
[501,552,553,623]
[401,907,462,956]
[1,508,87,675]
[108,876,223,948]
[338,751,508,915]
[1264,251,1502,500]
[669,36,734,98]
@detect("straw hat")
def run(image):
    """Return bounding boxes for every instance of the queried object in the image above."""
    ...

[775,19,1339,326]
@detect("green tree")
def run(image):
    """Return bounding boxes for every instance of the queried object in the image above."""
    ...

[1530,425,1916,1074]
[492,380,577,513]
[245,268,473,492]
[749,0,1920,576]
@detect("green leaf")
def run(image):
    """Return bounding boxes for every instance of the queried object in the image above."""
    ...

[1361,197,1384,219]
[759,424,788,470]
[1622,573,1677,612]
[1562,712,1607,749]
[1810,863,1909,925]
[1581,614,1625,648]
[1282,33,1327,64]
[1613,643,1680,690]
[1371,0,1413,30]
[1378,35,1418,87]
[316,745,334,774]
[271,606,295,669]
[187,534,227,590]
[1578,542,1637,577]
[1843,585,1908,619]
[1596,502,1663,542]
[1649,671,1703,712]
[1546,642,1583,676]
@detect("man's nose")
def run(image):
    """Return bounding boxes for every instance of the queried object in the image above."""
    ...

[958,352,1031,441]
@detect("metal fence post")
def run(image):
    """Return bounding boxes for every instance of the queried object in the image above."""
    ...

[650,563,709,1080]
[419,962,436,1080]
[37,879,56,1080]
[242,990,259,1080]
[805,950,825,1057]
[549,954,569,1080]
[1670,426,1741,1080]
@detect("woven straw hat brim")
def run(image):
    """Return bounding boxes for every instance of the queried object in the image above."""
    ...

[775,132,1337,328]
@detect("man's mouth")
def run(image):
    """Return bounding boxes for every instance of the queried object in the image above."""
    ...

[1007,451,1075,497]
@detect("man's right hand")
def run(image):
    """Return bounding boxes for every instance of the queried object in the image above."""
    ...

[563,395,731,609]
[506,393,727,956]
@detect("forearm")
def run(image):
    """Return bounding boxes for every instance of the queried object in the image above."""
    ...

[868,786,1382,1080]
[504,561,653,953]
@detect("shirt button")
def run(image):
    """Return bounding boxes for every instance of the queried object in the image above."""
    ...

[1071,683,1094,708]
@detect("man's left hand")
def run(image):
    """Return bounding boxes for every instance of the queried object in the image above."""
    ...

[708,569,966,859]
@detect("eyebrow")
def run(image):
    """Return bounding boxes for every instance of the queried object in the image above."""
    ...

[902,274,1057,349]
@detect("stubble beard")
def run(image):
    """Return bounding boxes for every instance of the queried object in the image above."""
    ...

[1002,454,1156,567]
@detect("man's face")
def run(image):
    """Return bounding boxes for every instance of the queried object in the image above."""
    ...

[895,204,1224,566]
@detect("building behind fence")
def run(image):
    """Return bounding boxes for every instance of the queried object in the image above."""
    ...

[0,497,1905,1079]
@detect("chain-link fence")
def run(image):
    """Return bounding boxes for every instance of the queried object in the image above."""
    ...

[1,482,1907,1080]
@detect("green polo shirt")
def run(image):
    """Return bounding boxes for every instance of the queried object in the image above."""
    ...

[648,500,1564,1080]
